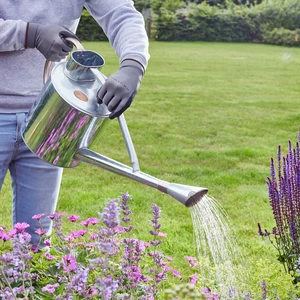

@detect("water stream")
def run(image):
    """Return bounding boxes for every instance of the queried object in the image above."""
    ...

[189,194,240,295]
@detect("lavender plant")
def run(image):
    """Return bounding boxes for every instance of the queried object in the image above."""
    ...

[259,136,300,283]
[0,193,203,299]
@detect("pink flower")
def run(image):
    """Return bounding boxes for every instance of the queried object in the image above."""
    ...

[190,273,198,286]
[70,230,88,238]
[32,214,45,221]
[47,212,64,220]
[184,255,199,268]
[165,256,173,261]
[42,283,59,293]
[35,228,47,236]
[68,215,80,222]
[142,276,153,282]
[44,253,56,261]
[86,242,95,249]
[8,229,17,237]
[44,239,51,246]
[65,235,75,242]
[116,225,125,233]
[184,255,197,262]
[31,245,39,253]
[171,268,182,278]
[157,232,167,238]
[90,233,98,240]
[14,222,30,233]
[62,254,77,273]
[81,218,100,227]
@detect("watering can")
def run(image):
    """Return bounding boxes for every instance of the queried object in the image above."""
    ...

[22,38,208,208]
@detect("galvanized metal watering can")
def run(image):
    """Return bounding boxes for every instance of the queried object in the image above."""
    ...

[22,38,208,207]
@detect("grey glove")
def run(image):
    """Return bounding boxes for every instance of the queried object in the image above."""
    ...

[97,59,144,119]
[25,23,78,61]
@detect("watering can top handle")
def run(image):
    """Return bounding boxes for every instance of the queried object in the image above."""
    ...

[43,37,140,172]
[43,37,85,84]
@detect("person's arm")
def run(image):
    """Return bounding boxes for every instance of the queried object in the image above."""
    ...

[85,0,150,118]
[0,19,27,51]
[85,0,149,69]
[0,18,78,61]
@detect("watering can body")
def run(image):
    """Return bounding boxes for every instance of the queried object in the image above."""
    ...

[22,47,110,168]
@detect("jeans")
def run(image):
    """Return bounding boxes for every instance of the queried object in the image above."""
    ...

[0,113,63,246]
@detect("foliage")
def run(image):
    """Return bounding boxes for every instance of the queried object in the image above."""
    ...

[259,136,300,284]
[153,0,300,46]
[76,9,108,41]
[133,0,153,11]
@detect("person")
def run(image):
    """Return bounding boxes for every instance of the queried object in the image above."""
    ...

[0,0,150,246]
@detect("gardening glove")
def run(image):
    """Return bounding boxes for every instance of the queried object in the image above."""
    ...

[25,23,78,62]
[97,59,144,119]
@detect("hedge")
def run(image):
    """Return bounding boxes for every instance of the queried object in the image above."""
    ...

[75,1,300,47]
[154,0,300,46]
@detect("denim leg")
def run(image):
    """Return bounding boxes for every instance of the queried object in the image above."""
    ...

[3,113,63,246]
[0,114,15,186]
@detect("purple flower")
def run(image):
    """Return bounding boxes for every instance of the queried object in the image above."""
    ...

[68,215,81,222]
[44,239,51,246]
[90,233,98,240]
[70,230,88,239]
[32,214,45,221]
[157,232,167,238]
[100,199,120,229]
[190,273,198,285]
[43,253,56,261]
[171,268,182,278]
[184,255,199,268]
[14,222,30,233]
[42,283,59,293]
[81,217,100,227]
[62,254,77,273]
[35,228,47,236]
[47,212,64,220]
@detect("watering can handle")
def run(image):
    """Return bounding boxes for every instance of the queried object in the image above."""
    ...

[43,37,85,84]
[43,37,140,172]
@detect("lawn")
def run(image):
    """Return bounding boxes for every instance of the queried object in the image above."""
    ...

[1,41,300,298]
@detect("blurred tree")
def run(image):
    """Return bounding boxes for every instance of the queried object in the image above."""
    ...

[133,0,153,11]
[184,0,263,5]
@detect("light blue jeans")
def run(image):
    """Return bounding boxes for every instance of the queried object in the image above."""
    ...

[0,113,63,246]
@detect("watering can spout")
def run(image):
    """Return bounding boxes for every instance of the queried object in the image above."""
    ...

[74,147,208,208]
[166,183,208,207]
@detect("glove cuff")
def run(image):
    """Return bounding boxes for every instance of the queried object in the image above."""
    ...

[121,59,145,76]
[25,23,39,49]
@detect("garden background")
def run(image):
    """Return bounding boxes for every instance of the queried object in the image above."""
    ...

[1,0,300,298]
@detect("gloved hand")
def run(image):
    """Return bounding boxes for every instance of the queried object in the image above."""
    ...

[97,59,144,119]
[25,23,78,61]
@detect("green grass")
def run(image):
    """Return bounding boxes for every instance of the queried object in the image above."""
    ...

[2,41,300,297]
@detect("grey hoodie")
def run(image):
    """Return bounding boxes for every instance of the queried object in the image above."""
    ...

[0,0,150,113]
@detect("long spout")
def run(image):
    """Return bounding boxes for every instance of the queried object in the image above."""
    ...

[74,148,208,207]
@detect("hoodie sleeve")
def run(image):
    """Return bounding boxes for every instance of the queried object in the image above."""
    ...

[84,0,150,70]
[0,19,27,51]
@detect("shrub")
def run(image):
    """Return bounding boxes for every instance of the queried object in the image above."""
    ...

[261,28,300,47]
